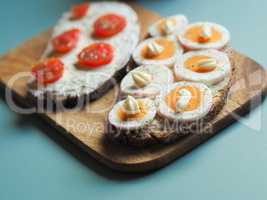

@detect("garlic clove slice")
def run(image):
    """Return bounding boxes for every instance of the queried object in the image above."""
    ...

[176,89,191,112]
[193,58,217,69]
[199,24,212,42]
[147,41,164,57]
[163,19,176,34]
[123,95,140,115]
[132,71,153,88]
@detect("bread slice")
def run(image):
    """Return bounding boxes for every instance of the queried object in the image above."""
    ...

[27,2,140,110]
[106,48,236,147]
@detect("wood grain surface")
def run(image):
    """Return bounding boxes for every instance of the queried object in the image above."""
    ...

[0,3,266,172]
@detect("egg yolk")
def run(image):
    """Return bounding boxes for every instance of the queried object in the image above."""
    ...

[141,39,176,60]
[184,25,222,43]
[165,86,201,112]
[117,100,147,121]
[185,55,216,73]
[157,18,176,35]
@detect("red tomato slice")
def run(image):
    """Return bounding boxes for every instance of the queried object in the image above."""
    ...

[52,29,80,54]
[32,58,64,86]
[70,3,89,20]
[77,43,113,68]
[93,14,126,38]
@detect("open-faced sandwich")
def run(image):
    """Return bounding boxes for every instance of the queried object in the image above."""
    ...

[106,16,235,147]
[28,2,140,107]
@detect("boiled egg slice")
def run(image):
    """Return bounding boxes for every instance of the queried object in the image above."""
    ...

[148,15,188,37]
[179,22,230,50]
[120,65,174,98]
[174,49,231,86]
[132,36,183,67]
[108,96,157,130]
[158,82,213,122]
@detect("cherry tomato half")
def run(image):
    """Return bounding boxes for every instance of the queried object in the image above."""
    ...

[52,29,80,54]
[93,14,126,38]
[70,3,89,20]
[32,58,64,86]
[77,43,113,68]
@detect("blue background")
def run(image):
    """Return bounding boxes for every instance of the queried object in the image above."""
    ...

[1,0,267,199]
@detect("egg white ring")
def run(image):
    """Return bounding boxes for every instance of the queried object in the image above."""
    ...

[120,65,174,98]
[108,98,157,130]
[148,15,188,37]
[132,36,183,67]
[158,82,213,122]
[174,49,231,86]
[179,22,230,50]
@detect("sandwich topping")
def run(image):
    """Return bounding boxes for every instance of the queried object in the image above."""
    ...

[77,43,113,69]
[165,85,201,113]
[120,65,174,98]
[123,96,141,115]
[146,41,164,58]
[133,36,182,67]
[52,29,80,54]
[132,71,153,88]
[185,24,222,44]
[159,82,213,122]
[175,88,192,112]
[70,3,89,20]
[198,24,212,43]
[93,14,127,38]
[118,96,147,121]
[161,19,176,35]
[142,38,176,60]
[149,15,188,37]
[175,49,231,85]
[179,22,230,50]
[185,56,217,73]
[31,58,64,86]
[109,96,157,130]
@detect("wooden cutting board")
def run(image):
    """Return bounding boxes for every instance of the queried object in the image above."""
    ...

[0,3,266,172]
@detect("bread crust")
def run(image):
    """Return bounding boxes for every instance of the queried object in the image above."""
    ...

[106,48,236,147]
